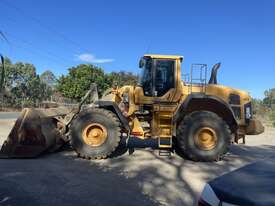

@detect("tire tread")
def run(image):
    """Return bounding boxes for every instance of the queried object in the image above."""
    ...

[177,111,231,162]
[69,107,122,160]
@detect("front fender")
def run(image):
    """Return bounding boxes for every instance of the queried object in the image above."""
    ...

[174,94,237,127]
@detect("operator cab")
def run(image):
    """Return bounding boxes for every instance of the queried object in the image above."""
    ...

[138,54,183,98]
[135,54,183,143]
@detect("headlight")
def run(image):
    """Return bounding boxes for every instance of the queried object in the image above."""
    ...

[245,107,251,119]
[244,102,252,121]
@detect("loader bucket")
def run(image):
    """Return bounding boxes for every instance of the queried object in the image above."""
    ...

[0,107,70,158]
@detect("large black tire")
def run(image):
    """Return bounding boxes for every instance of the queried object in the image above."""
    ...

[176,111,231,162]
[69,108,122,159]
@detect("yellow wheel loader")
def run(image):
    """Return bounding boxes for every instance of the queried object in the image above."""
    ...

[0,54,264,161]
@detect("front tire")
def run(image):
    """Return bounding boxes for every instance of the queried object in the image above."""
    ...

[69,108,122,159]
[176,111,231,161]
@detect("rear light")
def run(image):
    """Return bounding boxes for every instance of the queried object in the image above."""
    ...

[198,198,212,206]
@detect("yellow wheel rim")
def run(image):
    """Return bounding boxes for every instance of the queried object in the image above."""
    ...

[82,123,107,147]
[194,127,217,150]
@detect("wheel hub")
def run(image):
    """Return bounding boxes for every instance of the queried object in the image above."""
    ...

[194,127,217,150]
[82,123,107,147]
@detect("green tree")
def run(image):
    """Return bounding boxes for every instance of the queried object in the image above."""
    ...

[40,70,57,88]
[27,75,50,102]
[269,110,275,127]
[57,64,109,100]
[2,58,51,107]
[252,98,268,117]
[263,88,275,108]
[40,70,57,101]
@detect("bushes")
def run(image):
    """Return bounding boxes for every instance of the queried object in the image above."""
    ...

[269,109,275,128]
[252,94,275,127]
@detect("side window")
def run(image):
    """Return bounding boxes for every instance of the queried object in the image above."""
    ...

[142,59,153,96]
[155,60,175,96]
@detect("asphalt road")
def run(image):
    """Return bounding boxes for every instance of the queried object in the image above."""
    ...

[0,112,20,120]
[0,112,275,206]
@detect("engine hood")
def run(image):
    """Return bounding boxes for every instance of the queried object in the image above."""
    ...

[205,84,251,103]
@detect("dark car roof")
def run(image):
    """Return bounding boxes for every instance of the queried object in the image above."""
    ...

[209,157,275,206]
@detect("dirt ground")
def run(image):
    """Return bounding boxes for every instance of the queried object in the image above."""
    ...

[0,112,275,206]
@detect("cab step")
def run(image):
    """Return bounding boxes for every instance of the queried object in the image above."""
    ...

[158,137,172,148]
[159,149,172,157]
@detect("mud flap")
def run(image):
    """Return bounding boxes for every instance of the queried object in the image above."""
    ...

[0,108,69,158]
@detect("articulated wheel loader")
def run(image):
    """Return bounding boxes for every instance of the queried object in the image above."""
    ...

[0,54,264,161]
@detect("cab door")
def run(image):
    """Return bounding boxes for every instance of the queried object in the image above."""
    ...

[151,59,178,141]
[135,58,181,142]
[154,59,175,98]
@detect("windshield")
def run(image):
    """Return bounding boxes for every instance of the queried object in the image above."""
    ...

[138,58,151,85]
[138,58,153,96]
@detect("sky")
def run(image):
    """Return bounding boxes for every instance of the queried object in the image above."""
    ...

[0,0,274,99]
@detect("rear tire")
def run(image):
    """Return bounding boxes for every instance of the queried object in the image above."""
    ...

[176,111,231,162]
[69,108,121,159]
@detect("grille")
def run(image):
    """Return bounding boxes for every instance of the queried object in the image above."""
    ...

[232,106,241,119]
[229,94,240,105]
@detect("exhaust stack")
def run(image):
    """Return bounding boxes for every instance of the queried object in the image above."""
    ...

[208,63,221,84]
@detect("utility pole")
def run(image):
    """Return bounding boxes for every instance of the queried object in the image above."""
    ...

[0,55,5,110]
[270,90,273,109]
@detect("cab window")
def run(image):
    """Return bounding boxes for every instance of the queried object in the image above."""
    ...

[139,58,153,96]
[155,60,175,97]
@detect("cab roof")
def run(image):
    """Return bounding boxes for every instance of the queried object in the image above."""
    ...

[143,54,184,61]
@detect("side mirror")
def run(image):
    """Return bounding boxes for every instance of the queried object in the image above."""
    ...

[139,58,145,68]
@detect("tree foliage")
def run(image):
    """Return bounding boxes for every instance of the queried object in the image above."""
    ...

[107,71,138,87]
[263,88,275,108]
[252,90,275,127]
[56,64,138,100]
[252,98,268,116]
[57,64,110,100]
[1,56,139,109]
[40,70,57,87]
[1,57,52,108]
